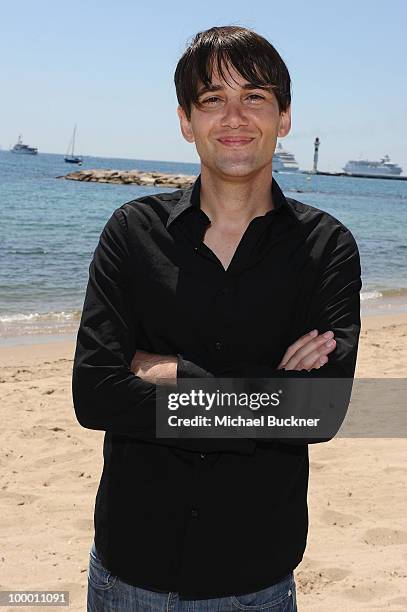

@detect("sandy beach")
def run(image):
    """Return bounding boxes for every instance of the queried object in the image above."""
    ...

[0,312,406,611]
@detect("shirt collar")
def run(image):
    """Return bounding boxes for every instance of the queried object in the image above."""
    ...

[166,173,297,229]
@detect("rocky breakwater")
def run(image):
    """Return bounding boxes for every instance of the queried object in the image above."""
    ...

[58,169,197,188]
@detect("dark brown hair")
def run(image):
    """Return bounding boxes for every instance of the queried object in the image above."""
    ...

[174,25,291,120]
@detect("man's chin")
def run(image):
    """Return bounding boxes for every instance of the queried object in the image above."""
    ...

[213,163,265,179]
[215,166,261,179]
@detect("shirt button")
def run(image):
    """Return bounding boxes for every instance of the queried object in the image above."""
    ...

[215,341,222,351]
[200,453,206,459]
[191,508,199,518]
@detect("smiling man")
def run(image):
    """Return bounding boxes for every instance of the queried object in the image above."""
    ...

[72,25,362,612]
[176,60,291,272]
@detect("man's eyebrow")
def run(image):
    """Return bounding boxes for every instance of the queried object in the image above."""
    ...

[196,83,274,96]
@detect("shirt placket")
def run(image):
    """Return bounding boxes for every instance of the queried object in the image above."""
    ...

[191,214,277,368]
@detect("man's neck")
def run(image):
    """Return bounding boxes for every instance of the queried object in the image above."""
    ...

[199,166,274,231]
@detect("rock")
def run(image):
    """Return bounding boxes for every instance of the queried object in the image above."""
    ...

[59,169,197,188]
[138,176,157,185]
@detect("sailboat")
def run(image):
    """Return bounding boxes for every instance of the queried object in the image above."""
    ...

[64,124,83,164]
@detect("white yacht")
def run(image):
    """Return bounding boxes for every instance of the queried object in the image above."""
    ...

[10,134,38,155]
[272,142,300,172]
[343,155,402,177]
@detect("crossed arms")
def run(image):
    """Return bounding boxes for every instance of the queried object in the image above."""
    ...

[72,208,362,454]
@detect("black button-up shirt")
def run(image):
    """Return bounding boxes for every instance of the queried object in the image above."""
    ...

[72,173,361,599]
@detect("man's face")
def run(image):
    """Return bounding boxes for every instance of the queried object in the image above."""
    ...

[177,61,291,178]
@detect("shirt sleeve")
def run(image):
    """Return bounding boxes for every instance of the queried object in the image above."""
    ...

[177,355,216,378]
[71,208,256,456]
[234,225,362,445]
[176,225,362,446]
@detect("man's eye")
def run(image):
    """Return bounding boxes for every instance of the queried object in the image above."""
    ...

[247,94,264,101]
[201,94,265,105]
[202,97,221,105]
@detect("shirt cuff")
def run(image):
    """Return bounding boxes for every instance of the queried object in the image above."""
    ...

[176,355,215,378]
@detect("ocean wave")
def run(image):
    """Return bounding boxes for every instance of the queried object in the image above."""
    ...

[361,290,382,301]
[0,310,81,323]
[8,248,49,255]
[361,287,407,301]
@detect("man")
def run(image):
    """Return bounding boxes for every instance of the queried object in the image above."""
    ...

[72,25,361,612]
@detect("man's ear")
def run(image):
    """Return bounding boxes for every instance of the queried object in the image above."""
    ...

[177,105,195,143]
[277,104,292,138]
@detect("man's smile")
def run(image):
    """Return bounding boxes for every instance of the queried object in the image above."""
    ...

[217,137,255,147]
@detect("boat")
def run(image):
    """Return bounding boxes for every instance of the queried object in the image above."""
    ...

[10,134,38,155]
[65,124,83,164]
[272,141,300,172]
[343,155,403,177]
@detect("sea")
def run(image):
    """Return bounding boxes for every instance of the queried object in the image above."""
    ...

[1,150,406,347]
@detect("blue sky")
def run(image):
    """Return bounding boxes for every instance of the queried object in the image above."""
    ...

[1,0,406,172]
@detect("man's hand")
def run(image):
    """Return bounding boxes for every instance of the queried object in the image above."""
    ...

[130,350,177,385]
[131,329,336,382]
[277,329,336,371]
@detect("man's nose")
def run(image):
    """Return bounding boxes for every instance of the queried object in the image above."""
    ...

[220,101,249,128]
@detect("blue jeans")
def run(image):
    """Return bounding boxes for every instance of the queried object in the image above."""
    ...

[87,540,298,611]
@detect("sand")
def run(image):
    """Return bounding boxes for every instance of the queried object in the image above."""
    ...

[0,312,406,611]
